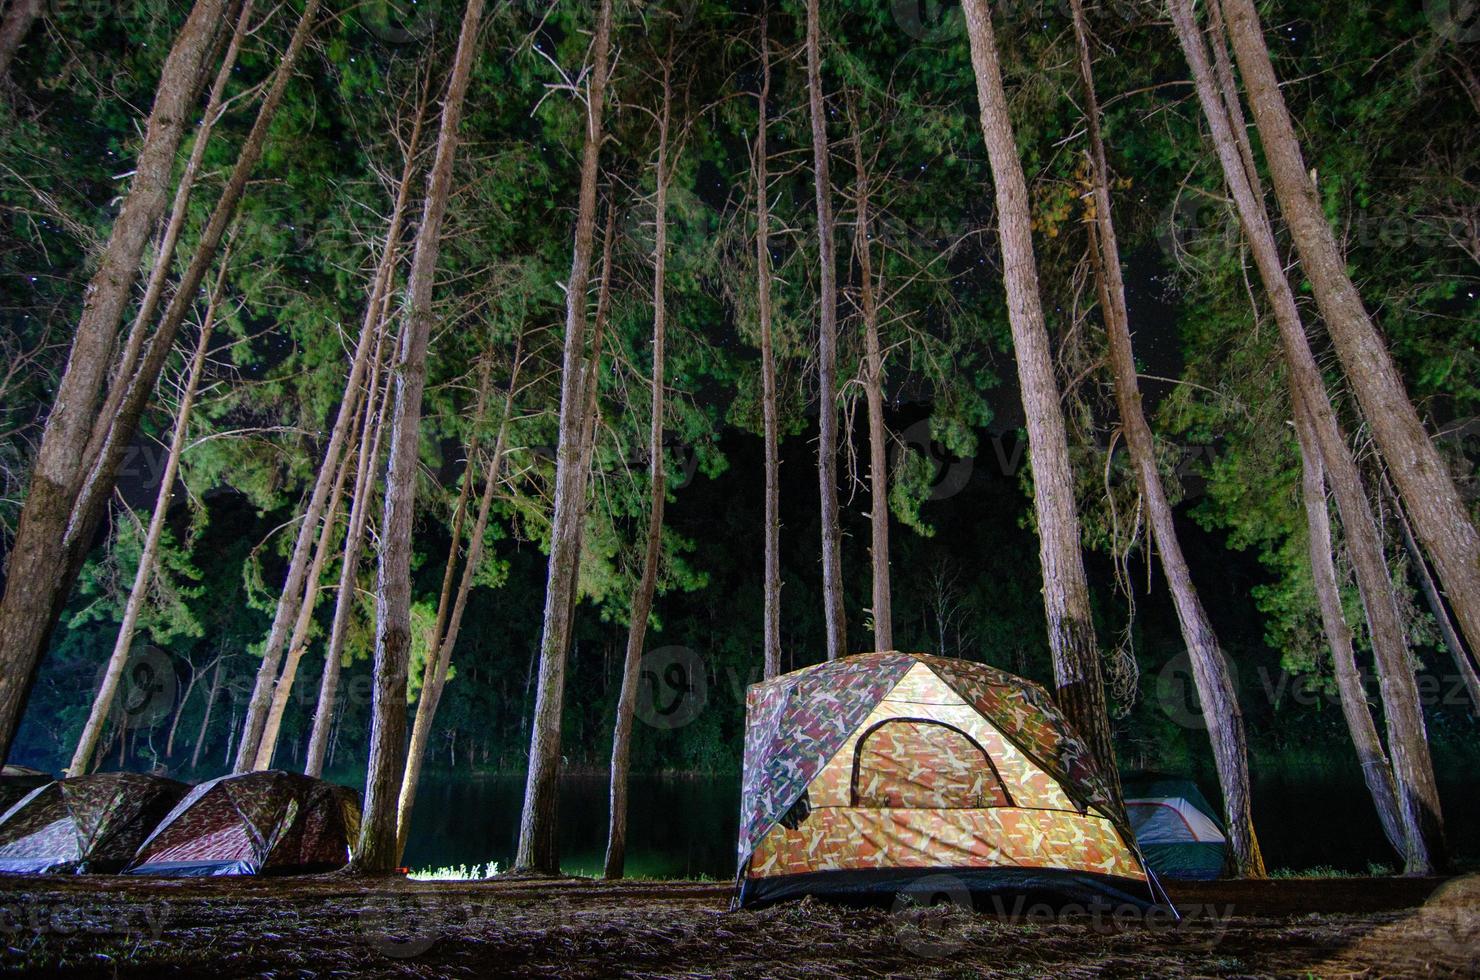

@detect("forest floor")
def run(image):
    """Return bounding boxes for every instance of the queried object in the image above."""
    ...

[1,872,1477,977]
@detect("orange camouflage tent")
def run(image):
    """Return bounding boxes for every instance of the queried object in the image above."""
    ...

[734,652,1155,909]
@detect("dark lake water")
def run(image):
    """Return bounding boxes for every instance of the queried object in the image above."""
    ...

[398,769,1480,879]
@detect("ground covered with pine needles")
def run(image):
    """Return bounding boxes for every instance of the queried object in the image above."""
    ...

[1,873,1476,977]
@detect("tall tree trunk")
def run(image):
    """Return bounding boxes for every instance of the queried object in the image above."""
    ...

[0,0,226,764]
[85,0,255,475]
[962,0,1119,789]
[515,0,614,876]
[49,0,323,776]
[1382,473,1480,716]
[559,196,619,649]
[304,326,394,779]
[1171,0,1445,874]
[0,0,42,80]
[190,655,224,771]
[66,259,227,776]
[303,85,429,780]
[396,335,523,860]
[1218,0,1480,660]
[606,58,674,880]
[251,402,363,770]
[804,0,846,662]
[755,13,782,680]
[1068,0,1261,877]
[1294,407,1407,857]
[351,0,485,876]
[848,102,892,653]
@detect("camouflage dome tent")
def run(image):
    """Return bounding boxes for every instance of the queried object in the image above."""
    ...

[1123,773,1228,881]
[0,773,188,874]
[735,652,1156,909]
[126,770,360,877]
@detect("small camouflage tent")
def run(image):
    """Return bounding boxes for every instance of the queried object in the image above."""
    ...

[735,652,1153,908]
[0,773,188,874]
[125,770,360,877]
[1124,773,1227,880]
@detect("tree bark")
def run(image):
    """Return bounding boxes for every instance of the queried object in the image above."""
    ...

[84,0,255,477]
[605,58,675,880]
[190,655,225,771]
[251,399,363,770]
[304,324,394,779]
[805,0,846,662]
[0,0,43,81]
[66,259,227,776]
[962,0,1119,790]
[1294,406,1407,858]
[515,0,613,876]
[44,0,323,776]
[351,0,485,876]
[848,101,892,654]
[303,85,429,781]
[396,334,523,861]
[1068,0,1261,877]
[1218,0,1480,662]
[0,0,226,764]
[1382,472,1480,716]
[755,14,782,680]
[1171,0,1445,874]
[560,196,619,645]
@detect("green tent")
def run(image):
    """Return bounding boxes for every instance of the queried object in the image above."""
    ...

[1122,773,1227,881]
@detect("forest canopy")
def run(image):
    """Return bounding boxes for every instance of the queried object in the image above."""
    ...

[0,0,1475,878]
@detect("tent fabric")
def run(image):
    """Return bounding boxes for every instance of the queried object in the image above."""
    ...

[852,720,1005,809]
[1122,773,1222,824]
[913,654,1116,816]
[1127,797,1226,845]
[126,771,358,876]
[0,773,188,874]
[737,652,1151,907]
[1123,774,1228,880]
[739,653,917,859]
